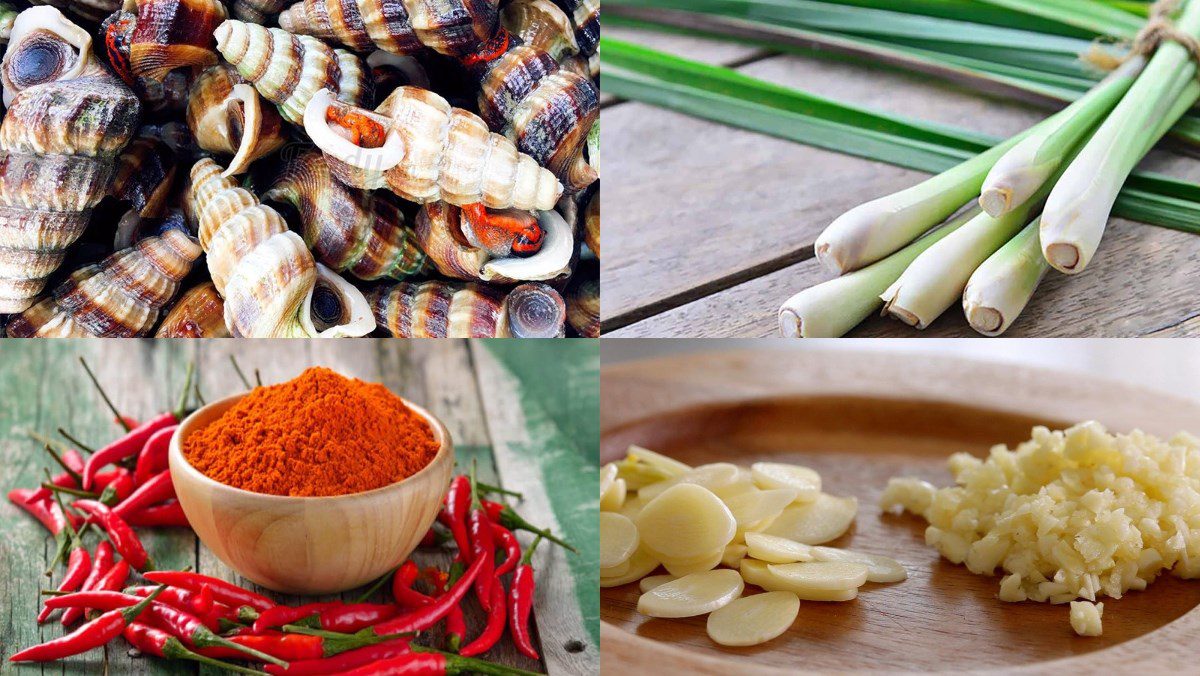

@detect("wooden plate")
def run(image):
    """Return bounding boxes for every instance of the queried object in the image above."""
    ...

[600,349,1200,674]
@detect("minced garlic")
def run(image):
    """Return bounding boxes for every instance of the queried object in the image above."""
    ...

[882,421,1200,632]
[1069,601,1103,637]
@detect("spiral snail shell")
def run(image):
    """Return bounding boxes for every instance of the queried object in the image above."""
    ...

[414,201,573,283]
[277,0,497,58]
[186,64,286,176]
[501,0,578,63]
[186,157,375,338]
[6,229,201,337]
[112,135,178,219]
[583,187,598,258]
[565,258,597,337]
[123,0,226,84]
[214,20,368,126]
[550,0,598,57]
[0,7,141,314]
[262,148,426,281]
[155,280,230,337]
[304,87,562,211]
[368,280,566,338]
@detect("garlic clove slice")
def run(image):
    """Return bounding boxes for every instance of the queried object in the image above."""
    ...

[600,546,660,588]
[600,512,639,571]
[706,592,800,647]
[751,462,822,503]
[739,560,859,601]
[762,493,857,545]
[636,483,736,561]
[661,548,723,577]
[723,488,799,528]
[811,546,908,583]
[766,562,869,592]
[639,575,677,594]
[637,569,744,618]
[744,532,815,564]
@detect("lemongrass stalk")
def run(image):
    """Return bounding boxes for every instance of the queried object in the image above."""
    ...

[780,207,978,337]
[961,218,1048,336]
[979,56,1145,217]
[1040,0,1200,274]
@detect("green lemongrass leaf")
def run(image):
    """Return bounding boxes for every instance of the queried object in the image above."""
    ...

[803,0,1105,38]
[600,37,1200,236]
[976,0,1142,38]
[962,218,1050,336]
[779,208,978,338]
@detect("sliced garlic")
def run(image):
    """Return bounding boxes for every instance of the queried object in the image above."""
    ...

[767,562,869,592]
[600,477,627,512]
[617,494,645,521]
[600,462,617,496]
[600,546,660,588]
[811,546,907,583]
[751,462,822,503]
[627,445,692,477]
[637,569,744,618]
[600,559,630,578]
[600,512,639,570]
[762,494,857,544]
[721,543,749,568]
[706,592,800,647]
[636,484,736,561]
[662,548,723,577]
[639,575,677,593]
[723,488,799,527]
[739,560,859,601]
[744,532,815,564]
[639,463,742,502]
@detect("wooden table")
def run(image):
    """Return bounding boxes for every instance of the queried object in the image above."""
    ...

[602,25,1200,337]
[0,341,598,675]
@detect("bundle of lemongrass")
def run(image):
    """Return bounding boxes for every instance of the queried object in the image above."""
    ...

[779,0,1200,337]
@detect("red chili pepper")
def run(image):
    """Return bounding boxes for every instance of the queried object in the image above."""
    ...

[508,535,543,660]
[99,470,136,503]
[126,585,217,627]
[8,488,80,534]
[72,499,151,571]
[91,559,131,597]
[112,471,175,519]
[391,562,431,609]
[36,545,91,623]
[81,412,177,490]
[143,570,275,611]
[133,425,177,486]
[123,622,267,675]
[481,500,576,553]
[26,449,85,504]
[9,585,166,662]
[61,542,114,626]
[339,647,538,675]
[491,523,521,577]
[251,602,339,633]
[144,600,289,667]
[317,603,400,633]
[263,636,412,675]
[43,590,142,612]
[467,468,495,611]
[460,578,506,657]
[123,499,190,528]
[442,560,466,653]
[443,475,471,555]
[372,552,486,635]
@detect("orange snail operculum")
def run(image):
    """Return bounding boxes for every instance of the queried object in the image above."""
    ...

[326,104,388,148]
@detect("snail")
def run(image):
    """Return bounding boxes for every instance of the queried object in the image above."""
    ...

[214,20,368,126]
[6,229,201,337]
[0,4,14,43]
[501,0,578,64]
[186,64,287,176]
[262,148,427,281]
[565,258,598,337]
[550,0,598,58]
[414,201,573,282]
[368,280,566,338]
[277,0,598,193]
[155,281,230,337]
[112,135,178,220]
[583,188,598,258]
[186,157,375,338]
[303,87,562,211]
[0,7,141,314]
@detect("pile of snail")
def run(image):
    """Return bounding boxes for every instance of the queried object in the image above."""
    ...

[0,0,598,338]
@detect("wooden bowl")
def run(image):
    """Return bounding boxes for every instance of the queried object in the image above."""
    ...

[169,392,453,595]
[601,349,1200,674]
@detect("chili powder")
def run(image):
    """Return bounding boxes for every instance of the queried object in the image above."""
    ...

[183,367,439,497]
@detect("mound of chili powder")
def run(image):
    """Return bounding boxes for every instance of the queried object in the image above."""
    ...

[183,367,440,497]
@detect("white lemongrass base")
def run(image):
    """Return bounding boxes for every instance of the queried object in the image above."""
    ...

[962,220,1049,336]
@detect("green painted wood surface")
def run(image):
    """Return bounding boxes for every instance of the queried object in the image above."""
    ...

[0,340,599,676]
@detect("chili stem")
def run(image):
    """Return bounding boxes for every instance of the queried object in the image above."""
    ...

[411,646,542,676]
[39,483,98,499]
[521,534,544,566]
[57,429,95,454]
[174,361,195,420]
[192,379,205,407]
[229,355,252,390]
[353,567,396,604]
[254,369,263,388]
[478,482,522,499]
[161,637,270,676]
[39,442,83,481]
[80,357,131,432]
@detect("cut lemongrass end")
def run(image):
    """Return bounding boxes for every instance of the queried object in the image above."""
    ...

[780,208,977,337]
[962,219,1049,337]
[978,188,1012,218]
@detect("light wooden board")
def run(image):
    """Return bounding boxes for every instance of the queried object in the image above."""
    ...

[601,32,1200,337]
[0,340,598,675]
[600,350,1200,673]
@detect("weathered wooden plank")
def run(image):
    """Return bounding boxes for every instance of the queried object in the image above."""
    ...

[611,216,1200,337]
[601,44,1200,335]
[470,342,599,676]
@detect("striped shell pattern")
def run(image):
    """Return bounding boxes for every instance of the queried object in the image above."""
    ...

[277,0,498,58]
[368,280,566,338]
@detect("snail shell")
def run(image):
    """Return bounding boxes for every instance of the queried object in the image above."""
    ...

[0,4,15,43]
[127,0,226,83]
[474,43,598,193]
[6,229,201,337]
[155,280,230,337]
[0,7,140,314]
[186,64,286,176]
[186,157,375,337]
[550,0,597,56]
[501,0,578,63]
[277,0,496,58]
[415,201,572,282]
[214,20,369,126]
[565,258,598,337]
[262,148,426,280]
[304,87,562,211]
[230,0,283,25]
[112,135,177,219]
[583,187,598,258]
[368,280,566,337]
